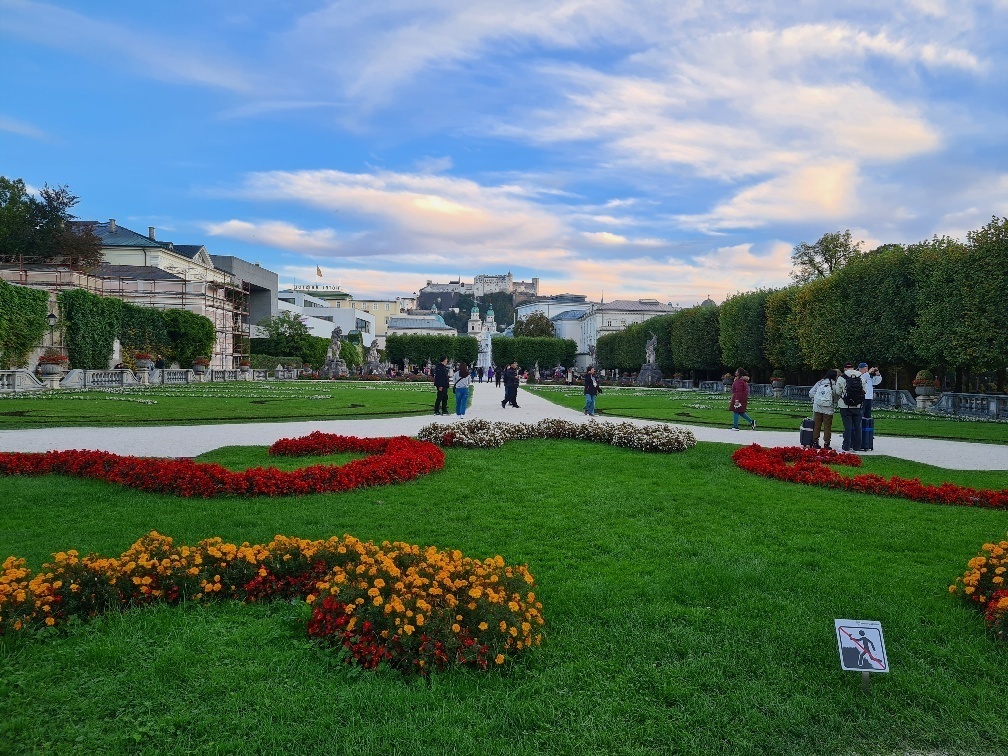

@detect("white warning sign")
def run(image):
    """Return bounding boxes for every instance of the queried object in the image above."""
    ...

[835,619,888,673]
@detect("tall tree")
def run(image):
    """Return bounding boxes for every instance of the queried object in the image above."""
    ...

[790,229,863,284]
[513,311,555,337]
[0,177,102,267]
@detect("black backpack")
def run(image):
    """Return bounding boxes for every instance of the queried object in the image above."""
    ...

[842,373,865,407]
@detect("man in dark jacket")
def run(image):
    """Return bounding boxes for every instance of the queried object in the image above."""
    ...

[583,365,600,416]
[501,361,520,408]
[433,356,449,415]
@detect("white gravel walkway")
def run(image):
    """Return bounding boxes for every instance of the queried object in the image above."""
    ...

[0,383,1005,471]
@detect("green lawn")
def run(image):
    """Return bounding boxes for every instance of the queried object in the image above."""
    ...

[0,380,439,429]
[1,441,1006,754]
[528,384,1008,444]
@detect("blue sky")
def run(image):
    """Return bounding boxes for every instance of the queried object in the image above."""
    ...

[2,1,1006,306]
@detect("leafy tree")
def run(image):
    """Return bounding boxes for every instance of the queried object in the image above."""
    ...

[0,177,102,267]
[256,311,313,356]
[513,311,555,337]
[669,305,721,376]
[763,287,803,372]
[163,309,215,367]
[718,290,771,375]
[790,229,863,284]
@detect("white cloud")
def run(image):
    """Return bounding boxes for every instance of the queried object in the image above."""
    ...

[0,114,47,140]
[677,161,862,230]
[0,1,254,92]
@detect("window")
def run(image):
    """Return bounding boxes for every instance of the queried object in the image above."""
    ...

[385,303,390,310]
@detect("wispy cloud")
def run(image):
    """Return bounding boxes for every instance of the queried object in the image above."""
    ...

[0,114,46,140]
[0,0,255,92]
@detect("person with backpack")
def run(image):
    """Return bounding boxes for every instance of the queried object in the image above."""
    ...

[808,369,839,449]
[433,356,450,415]
[836,362,865,452]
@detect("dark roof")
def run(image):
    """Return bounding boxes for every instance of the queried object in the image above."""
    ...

[551,309,588,321]
[92,264,185,282]
[73,221,173,250]
[597,299,676,313]
[174,244,207,260]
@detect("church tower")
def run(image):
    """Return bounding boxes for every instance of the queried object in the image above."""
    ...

[485,304,495,333]
[468,304,481,335]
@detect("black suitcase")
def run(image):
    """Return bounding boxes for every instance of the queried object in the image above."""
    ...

[800,418,814,447]
[861,416,874,451]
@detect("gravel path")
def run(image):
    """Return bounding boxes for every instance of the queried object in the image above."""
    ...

[0,383,1005,471]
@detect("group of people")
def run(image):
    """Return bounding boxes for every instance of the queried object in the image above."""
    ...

[808,362,882,452]
[729,362,882,452]
[432,358,524,416]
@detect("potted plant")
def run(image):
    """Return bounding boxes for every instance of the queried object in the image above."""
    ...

[722,372,734,392]
[913,369,939,396]
[37,349,68,377]
[770,370,786,388]
[134,352,154,371]
[192,356,210,375]
[238,359,251,374]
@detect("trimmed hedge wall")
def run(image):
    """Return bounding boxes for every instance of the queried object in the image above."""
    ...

[0,280,49,368]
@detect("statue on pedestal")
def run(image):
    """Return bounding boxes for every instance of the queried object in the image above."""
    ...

[323,326,349,378]
[364,340,382,375]
[637,331,663,387]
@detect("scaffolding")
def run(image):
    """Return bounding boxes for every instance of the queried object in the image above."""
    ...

[0,255,251,368]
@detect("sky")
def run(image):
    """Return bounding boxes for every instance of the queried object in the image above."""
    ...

[2,0,1007,307]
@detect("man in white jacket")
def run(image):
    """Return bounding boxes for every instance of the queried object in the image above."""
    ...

[858,362,883,419]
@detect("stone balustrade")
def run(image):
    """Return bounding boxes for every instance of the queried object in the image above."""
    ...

[933,392,1008,419]
[0,369,46,392]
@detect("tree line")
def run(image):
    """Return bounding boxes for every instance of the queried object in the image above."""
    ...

[598,217,1008,392]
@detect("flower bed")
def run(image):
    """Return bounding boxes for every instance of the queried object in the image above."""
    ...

[0,531,544,675]
[950,533,1008,643]
[0,433,444,498]
[418,418,697,453]
[733,445,1008,510]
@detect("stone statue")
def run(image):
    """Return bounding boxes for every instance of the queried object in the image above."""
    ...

[327,327,343,361]
[637,332,663,387]
[323,326,348,378]
[367,340,380,364]
[645,332,657,365]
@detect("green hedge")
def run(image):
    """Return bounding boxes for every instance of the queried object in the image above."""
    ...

[251,334,329,369]
[57,289,215,370]
[385,334,478,367]
[0,280,49,368]
[491,337,576,370]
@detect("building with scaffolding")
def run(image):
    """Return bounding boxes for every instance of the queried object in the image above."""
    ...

[0,220,278,369]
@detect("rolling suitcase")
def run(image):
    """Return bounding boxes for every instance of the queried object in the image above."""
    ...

[861,416,874,451]
[800,417,814,447]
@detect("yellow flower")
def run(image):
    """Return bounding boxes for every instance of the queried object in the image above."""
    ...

[495,654,505,665]
[403,624,415,635]
[451,623,461,633]
[478,621,488,631]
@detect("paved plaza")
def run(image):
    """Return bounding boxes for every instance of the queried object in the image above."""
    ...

[0,384,1005,470]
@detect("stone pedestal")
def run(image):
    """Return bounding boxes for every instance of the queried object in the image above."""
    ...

[323,359,348,379]
[916,394,939,412]
[137,368,150,385]
[636,364,663,387]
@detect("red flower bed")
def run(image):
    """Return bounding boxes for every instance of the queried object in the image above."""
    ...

[733,445,1008,510]
[0,433,444,498]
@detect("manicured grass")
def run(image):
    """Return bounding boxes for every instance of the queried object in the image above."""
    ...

[1,440,1006,754]
[528,384,1008,444]
[0,380,439,429]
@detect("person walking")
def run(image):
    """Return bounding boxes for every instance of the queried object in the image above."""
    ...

[433,356,449,415]
[808,369,839,449]
[477,366,485,383]
[487,365,494,385]
[583,365,600,416]
[452,362,471,416]
[836,362,865,452]
[729,368,755,431]
[501,361,520,408]
[494,365,502,388]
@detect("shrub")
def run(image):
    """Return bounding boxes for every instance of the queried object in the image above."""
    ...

[950,532,1008,643]
[0,280,49,368]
